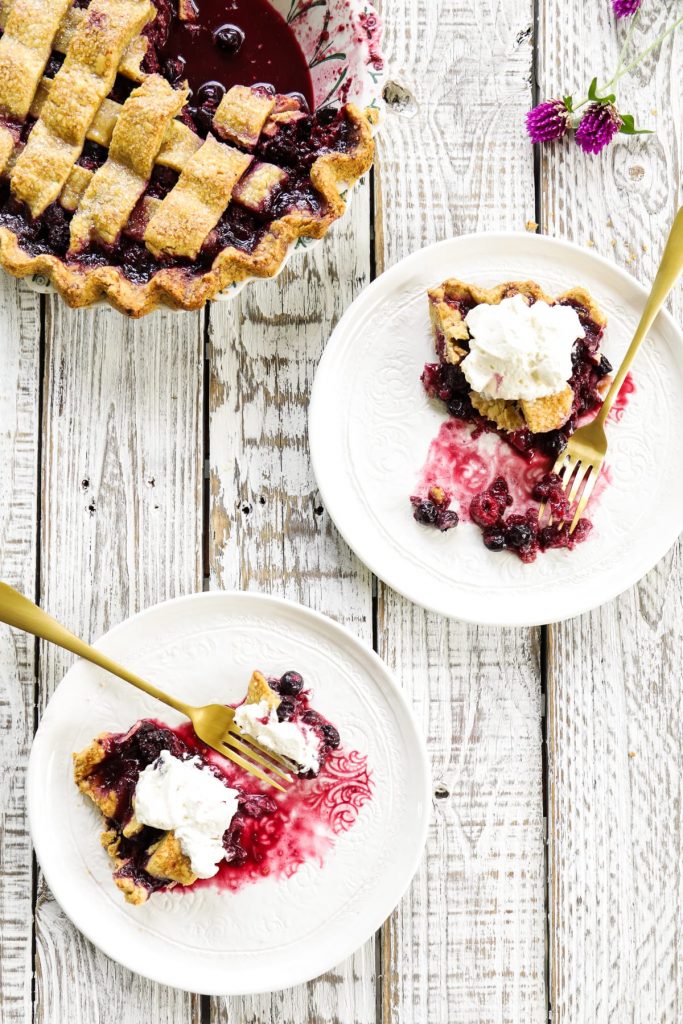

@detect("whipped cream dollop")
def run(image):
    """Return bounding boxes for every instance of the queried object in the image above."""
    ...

[461,294,584,401]
[234,700,321,774]
[134,751,239,879]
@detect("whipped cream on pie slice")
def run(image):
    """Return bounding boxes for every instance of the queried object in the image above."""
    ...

[234,670,324,775]
[234,700,322,774]
[134,751,239,879]
[462,293,585,401]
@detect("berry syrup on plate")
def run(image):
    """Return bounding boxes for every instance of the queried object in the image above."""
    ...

[172,720,373,894]
[412,360,635,562]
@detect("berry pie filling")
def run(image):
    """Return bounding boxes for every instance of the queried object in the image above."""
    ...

[73,670,372,905]
[411,279,634,562]
[0,0,376,310]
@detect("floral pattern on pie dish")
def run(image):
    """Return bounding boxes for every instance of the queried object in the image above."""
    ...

[73,669,372,905]
[0,0,382,315]
[410,278,635,563]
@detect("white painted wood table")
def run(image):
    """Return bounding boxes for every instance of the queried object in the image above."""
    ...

[1,2,681,1022]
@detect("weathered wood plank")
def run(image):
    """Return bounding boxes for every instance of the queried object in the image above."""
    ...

[207,185,375,1019]
[0,281,41,1024]
[374,1,546,1022]
[540,2,683,1020]
[34,304,204,1024]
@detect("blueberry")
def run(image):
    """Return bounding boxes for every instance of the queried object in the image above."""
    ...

[42,205,70,255]
[196,81,225,108]
[276,697,296,722]
[164,56,186,85]
[539,431,568,459]
[192,105,215,135]
[508,429,533,456]
[436,510,459,532]
[279,670,304,696]
[213,24,245,54]
[446,397,470,419]
[412,499,439,526]
[321,723,340,749]
[317,106,339,126]
[506,522,532,549]
[301,710,322,728]
[482,527,506,551]
[443,364,470,395]
[596,355,613,377]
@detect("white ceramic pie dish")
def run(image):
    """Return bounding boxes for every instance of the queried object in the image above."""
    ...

[310,232,683,626]
[24,0,385,308]
[28,591,430,994]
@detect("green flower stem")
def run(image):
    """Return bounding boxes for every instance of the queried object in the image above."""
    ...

[614,7,641,76]
[607,11,683,87]
[570,9,683,115]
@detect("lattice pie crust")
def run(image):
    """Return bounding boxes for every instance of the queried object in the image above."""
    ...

[0,0,376,315]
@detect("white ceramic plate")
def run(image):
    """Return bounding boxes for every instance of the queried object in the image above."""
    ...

[28,592,430,995]
[309,233,683,626]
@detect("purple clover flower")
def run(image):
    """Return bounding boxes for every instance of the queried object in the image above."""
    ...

[525,99,571,144]
[612,0,641,17]
[575,102,623,154]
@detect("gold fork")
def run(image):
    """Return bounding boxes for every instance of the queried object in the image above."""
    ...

[0,582,293,792]
[540,207,683,533]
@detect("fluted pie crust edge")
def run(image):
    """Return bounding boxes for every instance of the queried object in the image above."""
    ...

[0,105,375,317]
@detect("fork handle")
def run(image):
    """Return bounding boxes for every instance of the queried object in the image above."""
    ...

[596,205,683,426]
[0,582,193,718]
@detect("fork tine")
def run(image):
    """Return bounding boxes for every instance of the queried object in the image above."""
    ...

[230,728,297,773]
[219,741,287,792]
[565,460,591,507]
[570,465,600,532]
[223,733,293,783]
[553,451,571,477]
[557,457,578,495]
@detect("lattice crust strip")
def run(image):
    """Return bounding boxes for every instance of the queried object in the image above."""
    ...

[10,0,154,217]
[0,0,73,117]
[144,134,254,260]
[53,6,149,82]
[69,75,188,251]
[0,2,150,82]
[29,76,203,168]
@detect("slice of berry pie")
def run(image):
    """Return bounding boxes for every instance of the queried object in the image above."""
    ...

[426,278,611,444]
[414,277,618,561]
[73,668,343,903]
[0,0,376,315]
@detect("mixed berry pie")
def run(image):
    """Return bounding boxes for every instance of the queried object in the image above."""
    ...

[73,669,345,904]
[413,278,620,561]
[0,0,376,315]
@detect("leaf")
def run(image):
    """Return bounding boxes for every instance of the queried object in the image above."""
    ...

[587,76,616,105]
[619,113,653,135]
[563,95,574,112]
